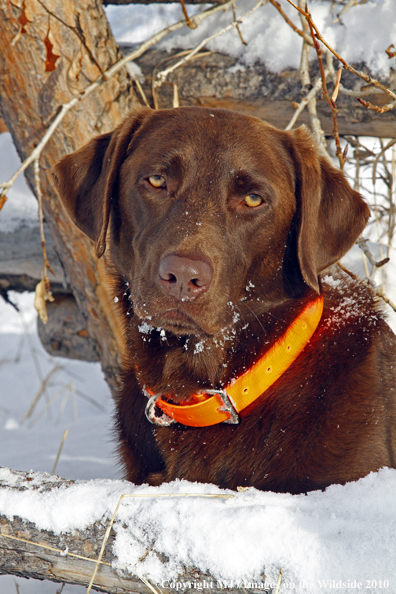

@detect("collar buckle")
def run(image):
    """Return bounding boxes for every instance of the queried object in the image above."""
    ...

[145,389,240,426]
[201,389,239,424]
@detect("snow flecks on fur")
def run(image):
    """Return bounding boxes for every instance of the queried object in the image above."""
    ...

[138,321,154,335]
[322,275,380,333]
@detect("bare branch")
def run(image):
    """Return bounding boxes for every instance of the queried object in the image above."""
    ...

[357,97,396,114]
[233,3,247,46]
[356,236,390,280]
[306,8,345,168]
[295,0,327,155]
[285,73,326,131]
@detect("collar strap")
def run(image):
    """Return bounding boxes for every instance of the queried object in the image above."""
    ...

[145,296,324,428]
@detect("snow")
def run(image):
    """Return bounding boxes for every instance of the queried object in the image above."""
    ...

[0,133,38,233]
[105,0,396,77]
[0,293,117,482]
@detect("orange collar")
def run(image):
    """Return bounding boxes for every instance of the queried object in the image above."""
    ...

[145,296,324,428]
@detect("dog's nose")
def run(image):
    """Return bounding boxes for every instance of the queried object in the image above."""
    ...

[158,254,212,300]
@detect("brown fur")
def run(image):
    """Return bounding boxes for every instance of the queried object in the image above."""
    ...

[53,106,396,494]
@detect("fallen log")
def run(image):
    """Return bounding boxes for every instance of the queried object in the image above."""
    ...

[0,467,271,594]
[133,48,396,137]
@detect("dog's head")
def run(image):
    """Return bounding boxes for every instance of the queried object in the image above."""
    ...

[53,106,369,337]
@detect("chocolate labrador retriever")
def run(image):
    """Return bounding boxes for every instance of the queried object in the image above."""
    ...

[53,105,396,494]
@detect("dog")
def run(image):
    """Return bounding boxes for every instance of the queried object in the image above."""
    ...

[53,105,396,494]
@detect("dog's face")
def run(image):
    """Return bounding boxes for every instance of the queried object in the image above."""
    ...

[53,106,369,337]
[111,109,298,336]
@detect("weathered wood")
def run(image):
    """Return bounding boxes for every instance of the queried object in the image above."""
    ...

[37,294,99,361]
[0,0,136,391]
[133,48,396,137]
[0,517,147,593]
[0,222,99,360]
[0,468,272,594]
[0,223,64,287]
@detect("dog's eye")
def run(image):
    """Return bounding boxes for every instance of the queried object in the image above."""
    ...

[244,194,263,208]
[148,175,166,188]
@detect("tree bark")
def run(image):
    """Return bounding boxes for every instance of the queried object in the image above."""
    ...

[0,0,136,391]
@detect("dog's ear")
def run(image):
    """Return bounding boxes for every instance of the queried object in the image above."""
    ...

[53,105,151,258]
[288,125,370,293]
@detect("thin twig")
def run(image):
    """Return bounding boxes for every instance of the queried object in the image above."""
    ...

[151,49,211,110]
[333,0,360,23]
[357,97,396,114]
[306,8,345,168]
[125,63,150,108]
[51,429,69,475]
[337,261,396,313]
[140,577,161,594]
[34,158,54,276]
[285,72,327,131]
[295,0,327,154]
[372,140,396,185]
[376,287,396,313]
[0,532,111,566]
[338,85,387,98]
[179,0,197,29]
[233,3,247,45]
[22,364,63,422]
[274,569,283,594]
[356,236,390,280]
[268,0,313,46]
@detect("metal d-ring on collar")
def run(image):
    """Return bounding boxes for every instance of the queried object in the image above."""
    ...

[145,394,175,427]
[145,389,240,427]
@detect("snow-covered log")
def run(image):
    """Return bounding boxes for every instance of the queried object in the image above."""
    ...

[133,48,396,138]
[0,469,148,593]
[0,467,269,594]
